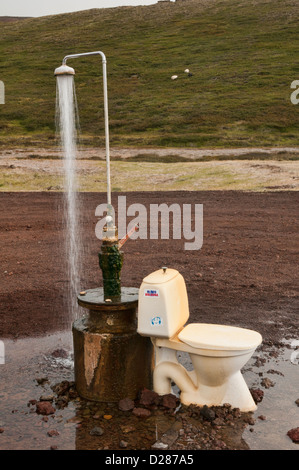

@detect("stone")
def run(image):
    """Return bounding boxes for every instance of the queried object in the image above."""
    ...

[161,393,178,409]
[90,426,104,436]
[139,388,159,407]
[47,430,60,437]
[51,348,68,358]
[250,388,264,403]
[36,401,55,416]
[151,441,169,450]
[118,397,135,412]
[119,440,128,448]
[40,395,54,402]
[261,377,275,389]
[287,427,299,443]
[200,405,216,421]
[132,407,151,418]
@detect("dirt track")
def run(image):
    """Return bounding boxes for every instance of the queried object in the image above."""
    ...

[0,190,298,344]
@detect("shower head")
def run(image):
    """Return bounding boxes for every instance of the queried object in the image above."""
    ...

[54,64,75,76]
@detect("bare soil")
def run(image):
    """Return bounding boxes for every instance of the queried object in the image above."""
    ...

[0,190,298,345]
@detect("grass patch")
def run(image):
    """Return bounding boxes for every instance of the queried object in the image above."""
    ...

[0,0,299,149]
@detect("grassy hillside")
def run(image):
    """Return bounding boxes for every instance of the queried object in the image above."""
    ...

[0,0,299,149]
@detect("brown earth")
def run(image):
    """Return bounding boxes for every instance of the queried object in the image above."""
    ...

[0,190,298,345]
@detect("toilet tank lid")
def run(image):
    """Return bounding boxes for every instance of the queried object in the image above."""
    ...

[142,268,179,285]
[178,323,262,350]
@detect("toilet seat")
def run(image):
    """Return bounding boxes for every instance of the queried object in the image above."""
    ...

[178,323,262,351]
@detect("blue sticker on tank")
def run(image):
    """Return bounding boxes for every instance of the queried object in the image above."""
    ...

[151,316,162,326]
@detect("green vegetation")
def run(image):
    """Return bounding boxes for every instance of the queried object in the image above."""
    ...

[0,0,299,149]
[1,159,298,192]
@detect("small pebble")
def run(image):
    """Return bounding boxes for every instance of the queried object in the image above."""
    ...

[90,426,104,436]
[47,430,59,437]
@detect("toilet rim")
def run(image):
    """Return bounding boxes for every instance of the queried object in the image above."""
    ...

[177,322,262,351]
[154,335,258,358]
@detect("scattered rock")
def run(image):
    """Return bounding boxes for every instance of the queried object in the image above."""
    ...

[295,398,299,407]
[261,377,275,389]
[51,348,68,358]
[287,427,299,443]
[258,415,266,421]
[103,415,112,420]
[51,380,72,396]
[120,425,135,434]
[50,380,78,408]
[139,388,160,407]
[244,416,255,426]
[35,377,49,386]
[118,397,135,412]
[0,428,4,434]
[28,399,37,407]
[47,430,60,437]
[40,395,54,402]
[161,393,178,409]
[36,401,55,416]
[250,388,264,403]
[67,416,82,424]
[151,441,169,450]
[119,440,128,448]
[132,407,151,418]
[90,426,104,436]
[200,405,216,422]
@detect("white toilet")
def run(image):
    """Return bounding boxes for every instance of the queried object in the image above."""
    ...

[137,268,262,412]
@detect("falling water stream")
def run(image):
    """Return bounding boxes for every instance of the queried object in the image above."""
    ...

[55,74,82,321]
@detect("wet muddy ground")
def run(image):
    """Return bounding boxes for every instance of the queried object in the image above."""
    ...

[0,332,298,450]
[0,191,299,450]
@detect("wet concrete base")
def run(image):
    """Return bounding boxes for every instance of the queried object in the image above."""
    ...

[0,331,298,450]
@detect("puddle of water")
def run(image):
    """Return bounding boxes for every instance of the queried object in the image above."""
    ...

[242,342,299,450]
[0,332,298,450]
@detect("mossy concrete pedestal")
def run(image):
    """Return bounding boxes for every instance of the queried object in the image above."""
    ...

[73,287,153,402]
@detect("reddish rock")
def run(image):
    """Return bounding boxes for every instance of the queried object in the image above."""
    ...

[36,401,55,416]
[161,393,178,409]
[28,399,37,407]
[287,427,299,443]
[118,397,135,412]
[132,407,151,418]
[51,348,68,358]
[47,430,60,437]
[139,388,160,407]
[250,388,264,404]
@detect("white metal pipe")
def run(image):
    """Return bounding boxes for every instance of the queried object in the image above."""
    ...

[62,51,111,207]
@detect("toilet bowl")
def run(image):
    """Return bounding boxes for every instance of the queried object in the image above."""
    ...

[137,268,262,412]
